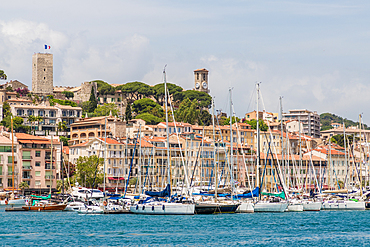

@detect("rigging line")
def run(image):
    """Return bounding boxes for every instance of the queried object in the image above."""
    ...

[232,104,253,195]
[167,85,189,193]
[245,86,256,114]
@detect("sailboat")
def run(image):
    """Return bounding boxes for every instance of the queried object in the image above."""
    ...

[130,66,195,215]
[193,93,240,214]
[253,83,288,213]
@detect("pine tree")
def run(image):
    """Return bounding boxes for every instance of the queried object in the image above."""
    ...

[88,87,97,113]
[125,103,132,121]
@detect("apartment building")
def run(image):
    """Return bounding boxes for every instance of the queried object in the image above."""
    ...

[0,135,20,190]
[10,102,82,137]
[16,133,58,193]
[282,109,320,138]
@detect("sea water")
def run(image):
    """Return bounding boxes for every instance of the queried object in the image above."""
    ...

[1,210,370,246]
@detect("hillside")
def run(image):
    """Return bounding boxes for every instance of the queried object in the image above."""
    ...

[320,113,369,131]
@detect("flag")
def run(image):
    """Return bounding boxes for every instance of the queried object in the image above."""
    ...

[44,45,51,49]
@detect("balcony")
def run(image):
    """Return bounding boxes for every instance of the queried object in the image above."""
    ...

[22,156,32,160]
[22,175,32,179]
[22,166,32,170]
[45,165,56,170]
[45,175,55,180]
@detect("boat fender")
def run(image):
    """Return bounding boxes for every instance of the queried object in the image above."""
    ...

[142,206,145,210]
[152,206,155,211]
[136,205,138,210]
[162,205,165,211]
[103,201,107,207]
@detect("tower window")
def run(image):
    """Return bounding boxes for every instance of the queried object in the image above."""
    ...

[203,74,206,80]
[44,77,46,79]
[197,73,199,80]
[44,68,46,71]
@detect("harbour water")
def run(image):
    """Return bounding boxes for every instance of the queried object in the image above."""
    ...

[1,210,370,246]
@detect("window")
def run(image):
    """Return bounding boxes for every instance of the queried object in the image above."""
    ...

[35,180,41,186]
[35,171,41,177]
[35,151,41,157]
[35,162,41,167]
[38,110,44,116]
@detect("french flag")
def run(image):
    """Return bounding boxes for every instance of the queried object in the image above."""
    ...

[44,45,51,49]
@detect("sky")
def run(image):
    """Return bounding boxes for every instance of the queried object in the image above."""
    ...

[1,0,370,123]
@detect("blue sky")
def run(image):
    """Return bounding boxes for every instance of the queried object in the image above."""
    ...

[1,1,370,123]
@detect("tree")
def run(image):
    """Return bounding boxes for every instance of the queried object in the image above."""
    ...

[135,113,163,125]
[132,98,164,118]
[117,81,153,102]
[244,119,268,131]
[75,155,104,188]
[152,83,183,105]
[19,181,29,196]
[27,115,36,133]
[221,116,240,126]
[95,80,116,95]
[125,103,132,121]
[57,121,67,135]
[88,87,98,113]
[175,98,200,125]
[93,103,119,117]
[60,136,69,146]
[1,116,29,133]
[62,91,74,99]
[173,90,212,109]
[0,70,7,80]
[330,134,357,147]
[3,102,10,117]
[199,111,212,126]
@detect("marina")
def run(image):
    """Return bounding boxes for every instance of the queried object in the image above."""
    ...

[1,209,370,246]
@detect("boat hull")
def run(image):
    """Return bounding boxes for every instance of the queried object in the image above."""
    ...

[22,204,67,211]
[130,203,195,215]
[236,202,254,213]
[254,202,288,213]
[303,201,322,211]
[195,203,239,214]
[322,201,365,210]
[287,204,303,212]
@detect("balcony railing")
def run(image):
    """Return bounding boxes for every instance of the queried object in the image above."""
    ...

[45,175,55,179]
[22,156,32,160]
[22,166,32,170]
[22,175,32,179]
[45,166,56,170]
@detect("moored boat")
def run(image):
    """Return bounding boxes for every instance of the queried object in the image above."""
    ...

[322,200,365,210]
[22,203,67,211]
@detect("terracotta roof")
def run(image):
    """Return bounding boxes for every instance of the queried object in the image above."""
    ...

[0,136,12,144]
[98,138,121,144]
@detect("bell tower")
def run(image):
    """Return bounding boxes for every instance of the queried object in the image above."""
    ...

[32,53,53,95]
[194,68,209,93]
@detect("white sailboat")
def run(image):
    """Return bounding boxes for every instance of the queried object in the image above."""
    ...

[130,66,195,215]
[253,83,288,213]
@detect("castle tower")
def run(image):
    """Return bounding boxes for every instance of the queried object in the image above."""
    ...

[194,68,209,93]
[32,53,53,94]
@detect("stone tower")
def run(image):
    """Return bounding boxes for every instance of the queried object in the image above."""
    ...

[194,68,209,93]
[32,53,53,94]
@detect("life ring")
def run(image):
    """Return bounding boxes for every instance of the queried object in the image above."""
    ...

[103,201,107,206]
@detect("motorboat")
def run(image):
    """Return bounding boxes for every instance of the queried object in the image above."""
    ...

[130,201,195,215]
[322,200,365,210]
[65,201,86,211]
[302,200,322,211]
[235,201,254,213]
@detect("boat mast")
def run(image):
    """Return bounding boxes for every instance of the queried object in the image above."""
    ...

[212,97,217,199]
[229,88,234,197]
[164,66,171,188]
[11,116,14,196]
[256,82,260,194]
[279,96,284,188]
[104,116,107,194]
[359,114,363,197]
[343,121,348,188]
[50,136,53,195]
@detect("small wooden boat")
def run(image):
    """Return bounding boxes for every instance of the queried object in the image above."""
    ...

[22,203,67,211]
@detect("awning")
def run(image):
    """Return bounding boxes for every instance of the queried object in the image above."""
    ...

[19,140,33,144]
[108,177,125,181]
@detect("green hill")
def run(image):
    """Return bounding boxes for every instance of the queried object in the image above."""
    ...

[320,113,369,131]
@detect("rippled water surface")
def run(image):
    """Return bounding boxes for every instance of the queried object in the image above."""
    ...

[1,209,370,246]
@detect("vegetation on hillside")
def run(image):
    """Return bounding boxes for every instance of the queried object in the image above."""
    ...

[320,113,369,131]
[0,70,7,80]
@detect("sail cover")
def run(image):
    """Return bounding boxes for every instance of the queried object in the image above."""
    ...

[261,191,286,200]
[236,187,259,198]
[145,184,171,197]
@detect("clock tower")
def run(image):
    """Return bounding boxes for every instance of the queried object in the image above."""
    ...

[194,68,209,93]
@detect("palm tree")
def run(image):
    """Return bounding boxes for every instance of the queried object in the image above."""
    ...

[19,181,29,196]
[35,116,43,132]
[27,115,36,133]
[57,121,67,136]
